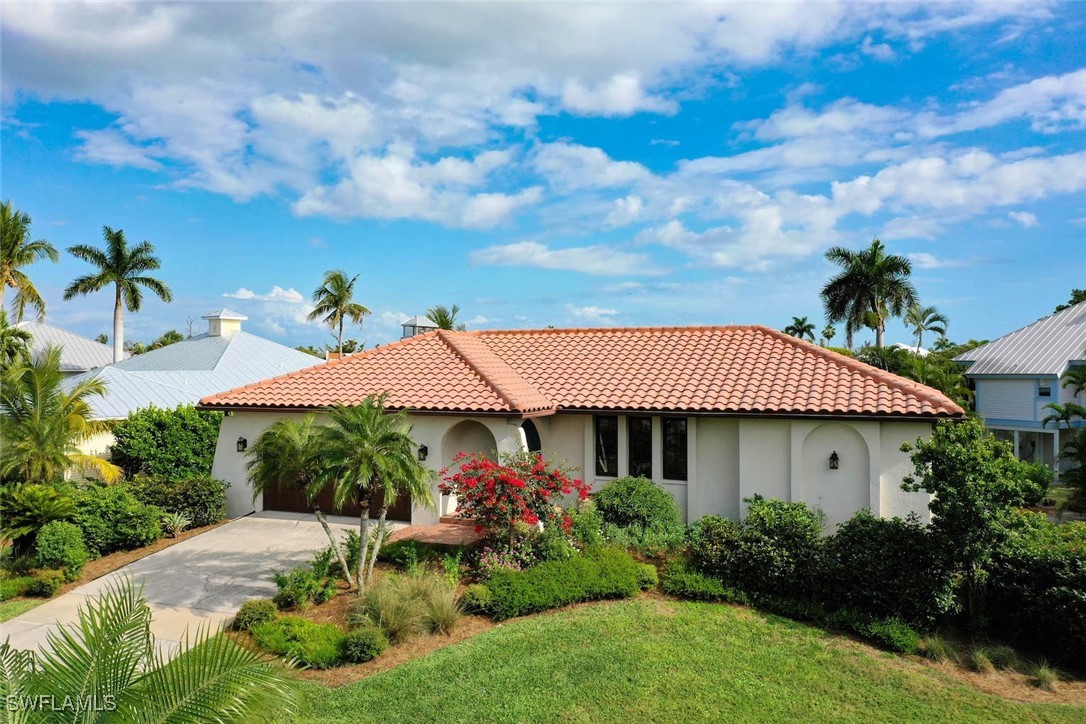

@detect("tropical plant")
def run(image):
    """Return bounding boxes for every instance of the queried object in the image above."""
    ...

[1054,288,1086,313]
[1058,427,1086,514]
[0,346,120,483]
[821,238,918,349]
[0,483,75,555]
[307,269,370,356]
[149,329,184,349]
[0,578,298,722]
[321,396,433,590]
[63,225,173,363]
[426,304,467,331]
[899,355,974,409]
[904,303,948,351]
[160,511,192,538]
[0,309,31,369]
[856,345,908,374]
[782,316,815,342]
[1061,364,1086,399]
[820,324,835,346]
[246,414,352,584]
[1040,402,1086,431]
[0,200,59,322]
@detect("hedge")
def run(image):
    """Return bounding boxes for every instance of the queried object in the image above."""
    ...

[109,405,223,480]
[125,475,228,528]
[70,485,163,555]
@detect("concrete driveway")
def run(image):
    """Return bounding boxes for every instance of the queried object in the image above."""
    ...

[2,512,399,657]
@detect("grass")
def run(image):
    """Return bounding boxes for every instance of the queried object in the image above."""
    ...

[0,598,43,622]
[288,599,1084,723]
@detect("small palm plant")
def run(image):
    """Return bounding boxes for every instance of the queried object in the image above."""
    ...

[0,578,297,722]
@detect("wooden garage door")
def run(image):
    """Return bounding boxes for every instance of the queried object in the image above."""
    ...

[262,484,412,522]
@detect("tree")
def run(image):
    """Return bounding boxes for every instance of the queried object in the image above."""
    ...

[1041,402,1086,431]
[94,333,108,345]
[901,418,1045,625]
[1061,364,1086,399]
[307,270,370,356]
[0,578,297,722]
[904,303,948,351]
[1054,288,1086,313]
[856,345,908,374]
[149,329,184,350]
[427,304,467,331]
[0,346,121,483]
[900,354,974,409]
[64,226,173,363]
[820,324,836,346]
[295,344,324,357]
[1058,428,1086,514]
[782,316,816,342]
[246,415,352,584]
[0,309,31,370]
[110,405,223,480]
[320,396,433,591]
[0,200,59,321]
[821,238,918,349]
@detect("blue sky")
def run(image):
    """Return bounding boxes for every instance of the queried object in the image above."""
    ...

[2,2,1084,349]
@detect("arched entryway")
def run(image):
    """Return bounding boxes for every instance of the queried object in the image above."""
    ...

[522,419,542,454]
[440,420,499,516]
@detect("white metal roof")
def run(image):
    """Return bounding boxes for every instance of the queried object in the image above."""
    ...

[202,308,248,321]
[955,301,1086,376]
[401,315,438,327]
[17,319,124,372]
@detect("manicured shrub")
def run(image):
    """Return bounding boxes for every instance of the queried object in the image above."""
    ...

[28,569,65,597]
[860,617,921,655]
[600,522,687,557]
[459,584,493,614]
[593,476,683,531]
[661,561,746,602]
[567,500,603,547]
[109,405,223,480]
[342,626,388,664]
[0,576,34,601]
[475,544,536,579]
[125,474,227,528]
[251,616,346,669]
[484,547,644,621]
[272,565,337,610]
[70,485,162,555]
[233,598,277,631]
[34,521,90,582]
[636,563,659,590]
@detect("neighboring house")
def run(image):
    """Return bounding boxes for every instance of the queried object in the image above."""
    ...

[65,308,322,457]
[200,325,963,527]
[955,301,1086,473]
[17,318,123,375]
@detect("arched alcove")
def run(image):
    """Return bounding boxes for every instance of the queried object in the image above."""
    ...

[440,420,499,516]
[800,422,870,530]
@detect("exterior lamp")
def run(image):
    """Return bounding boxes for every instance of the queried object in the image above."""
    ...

[417,444,428,462]
[236,436,248,453]
[829,451,839,470]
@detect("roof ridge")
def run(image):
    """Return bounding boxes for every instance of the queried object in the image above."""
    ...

[753,325,964,415]
[436,330,553,413]
[955,299,1086,363]
[18,319,119,351]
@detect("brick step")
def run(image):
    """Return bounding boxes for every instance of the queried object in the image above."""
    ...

[439,515,478,527]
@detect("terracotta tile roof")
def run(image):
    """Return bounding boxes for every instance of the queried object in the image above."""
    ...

[200,325,964,419]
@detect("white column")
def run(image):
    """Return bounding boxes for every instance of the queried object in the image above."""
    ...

[616,415,629,478]
[686,417,698,522]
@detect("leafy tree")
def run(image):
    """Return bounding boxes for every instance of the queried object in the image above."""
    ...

[901,418,1046,624]
[1054,288,1086,313]
[64,226,173,363]
[427,303,467,331]
[308,270,370,356]
[149,329,184,350]
[782,316,815,342]
[94,333,108,345]
[0,309,31,370]
[1041,402,1086,431]
[904,303,948,351]
[0,578,298,722]
[0,200,59,322]
[0,346,120,483]
[899,355,974,410]
[821,238,918,348]
[109,405,223,479]
[932,337,987,356]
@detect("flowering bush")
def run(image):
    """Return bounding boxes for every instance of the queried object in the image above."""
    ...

[475,544,537,579]
[440,452,591,546]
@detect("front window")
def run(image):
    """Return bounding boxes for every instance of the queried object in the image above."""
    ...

[595,415,618,476]
[663,418,688,480]
[1038,384,1052,398]
[627,416,653,478]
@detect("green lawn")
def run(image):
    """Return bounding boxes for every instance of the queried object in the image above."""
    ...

[0,598,43,622]
[291,599,1083,723]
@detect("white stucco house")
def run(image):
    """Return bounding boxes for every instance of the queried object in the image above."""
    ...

[200,325,963,529]
[955,300,1086,473]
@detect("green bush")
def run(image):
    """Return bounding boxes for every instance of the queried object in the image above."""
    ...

[0,575,34,601]
[125,475,227,528]
[459,584,493,614]
[109,405,223,480]
[34,521,90,582]
[342,626,388,663]
[233,598,277,631]
[0,483,75,556]
[272,565,337,610]
[28,569,65,597]
[567,500,603,547]
[593,476,683,530]
[860,617,921,655]
[251,616,346,669]
[660,561,747,603]
[484,546,644,621]
[377,539,467,568]
[70,485,163,555]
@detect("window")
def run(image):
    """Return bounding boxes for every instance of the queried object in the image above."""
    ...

[662,418,688,480]
[627,416,653,478]
[595,415,618,476]
[1038,384,1052,398]
[522,419,542,454]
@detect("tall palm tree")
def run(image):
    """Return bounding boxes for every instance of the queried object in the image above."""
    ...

[0,309,31,369]
[307,270,370,356]
[320,396,433,591]
[427,303,467,331]
[63,226,173,363]
[246,415,352,584]
[1041,402,1086,431]
[1062,362,1086,399]
[0,578,297,722]
[782,316,815,342]
[904,303,949,351]
[821,324,836,346]
[0,346,121,482]
[821,238,918,349]
[1,201,59,321]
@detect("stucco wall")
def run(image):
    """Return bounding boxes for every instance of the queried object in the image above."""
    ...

[693,418,740,520]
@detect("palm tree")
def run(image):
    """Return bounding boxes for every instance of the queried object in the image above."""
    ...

[821,324,836,346]
[1058,428,1086,514]
[427,304,467,331]
[0,578,297,722]
[1041,402,1086,431]
[246,415,352,584]
[0,346,121,483]
[0,309,31,369]
[320,396,433,591]
[63,226,173,362]
[307,270,370,356]
[856,344,908,374]
[1061,363,1086,399]
[1,200,59,321]
[782,316,815,342]
[821,238,918,349]
[904,303,949,351]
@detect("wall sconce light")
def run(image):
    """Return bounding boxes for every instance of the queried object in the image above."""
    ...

[236,437,248,453]
[829,450,839,470]
[417,444,428,462]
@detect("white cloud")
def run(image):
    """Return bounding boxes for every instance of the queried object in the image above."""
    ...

[224,286,305,304]
[605,195,643,227]
[1008,210,1038,227]
[860,36,895,61]
[533,142,651,191]
[561,73,677,116]
[469,240,658,277]
[937,68,1086,136]
[565,304,619,322]
[74,129,163,171]
[907,252,969,270]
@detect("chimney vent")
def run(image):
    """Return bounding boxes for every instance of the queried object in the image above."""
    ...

[203,308,247,337]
